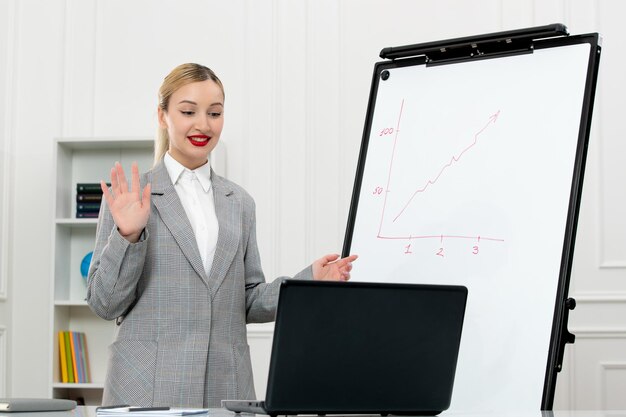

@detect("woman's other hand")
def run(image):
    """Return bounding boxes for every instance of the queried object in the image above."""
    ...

[312,254,358,281]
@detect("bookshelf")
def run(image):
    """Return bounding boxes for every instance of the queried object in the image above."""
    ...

[51,137,154,405]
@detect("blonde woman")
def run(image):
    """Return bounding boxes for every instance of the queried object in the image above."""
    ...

[87,63,357,408]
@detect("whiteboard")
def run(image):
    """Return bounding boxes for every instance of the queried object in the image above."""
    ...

[343,35,599,412]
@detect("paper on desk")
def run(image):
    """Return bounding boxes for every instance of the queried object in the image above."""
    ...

[96,407,209,416]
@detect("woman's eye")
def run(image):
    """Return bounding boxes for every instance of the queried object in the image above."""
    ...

[208,112,222,118]
[181,111,195,116]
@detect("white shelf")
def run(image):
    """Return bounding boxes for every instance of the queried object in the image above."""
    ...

[56,219,98,228]
[55,300,89,307]
[51,137,154,405]
[56,137,154,149]
[53,382,105,389]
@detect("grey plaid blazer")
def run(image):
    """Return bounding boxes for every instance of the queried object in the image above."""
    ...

[87,161,312,408]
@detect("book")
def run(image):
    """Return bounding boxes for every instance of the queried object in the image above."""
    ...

[77,193,103,202]
[58,331,68,383]
[58,331,92,383]
[64,331,74,383]
[76,183,108,194]
[76,332,85,383]
[69,331,79,383]
[77,202,102,212]
[76,212,99,219]
[75,332,85,383]
[0,398,77,412]
[80,331,91,383]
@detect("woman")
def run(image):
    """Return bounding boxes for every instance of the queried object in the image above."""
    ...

[87,63,357,408]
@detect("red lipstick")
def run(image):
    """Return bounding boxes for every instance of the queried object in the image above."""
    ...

[188,135,210,147]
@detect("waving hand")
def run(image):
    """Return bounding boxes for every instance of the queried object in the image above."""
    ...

[101,162,151,243]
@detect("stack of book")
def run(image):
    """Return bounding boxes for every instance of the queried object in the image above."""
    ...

[76,183,108,218]
[58,331,91,383]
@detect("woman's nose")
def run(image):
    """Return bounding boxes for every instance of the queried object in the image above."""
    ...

[195,115,210,131]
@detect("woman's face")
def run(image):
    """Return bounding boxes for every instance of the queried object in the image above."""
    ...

[158,79,224,170]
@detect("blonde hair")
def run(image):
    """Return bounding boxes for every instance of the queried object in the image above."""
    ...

[155,63,225,165]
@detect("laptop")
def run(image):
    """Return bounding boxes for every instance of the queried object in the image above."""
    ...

[0,398,77,412]
[222,279,467,416]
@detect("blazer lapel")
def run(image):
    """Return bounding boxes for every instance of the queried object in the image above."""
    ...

[208,171,241,298]
[150,162,210,288]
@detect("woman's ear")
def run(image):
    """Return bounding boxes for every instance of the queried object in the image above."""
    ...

[157,107,168,129]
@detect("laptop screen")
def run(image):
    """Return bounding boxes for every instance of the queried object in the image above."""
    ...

[264,280,467,415]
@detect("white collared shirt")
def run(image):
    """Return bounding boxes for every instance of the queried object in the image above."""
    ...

[164,152,219,277]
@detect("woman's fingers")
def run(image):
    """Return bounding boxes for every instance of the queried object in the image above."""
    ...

[102,162,151,217]
[335,254,358,268]
[109,166,118,195]
[142,182,152,210]
[131,162,141,195]
[115,162,129,194]
[322,253,340,264]
[101,180,113,207]
[109,162,145,200]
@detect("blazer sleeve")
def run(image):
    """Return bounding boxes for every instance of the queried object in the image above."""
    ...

[243,198,313,323]
[86,196,149,321]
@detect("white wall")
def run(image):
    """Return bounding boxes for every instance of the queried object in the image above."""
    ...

[0,0,624,409]
[0,0,15,398]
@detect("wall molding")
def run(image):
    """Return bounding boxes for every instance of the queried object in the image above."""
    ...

[593,0,626,271]
[570,328,626,339]
[304,0,313,263]
[246,326,626,339]
[0,326,6,397]
[570,292,626,303]
[0,0,18,301]
[560,342,576,410]
[0,99,8,300]
[246,323,275,339]
[60,0,69,136]
[272,0,282,278]
[600,361,626,409]
[599,262,626,269]
[92,0,104,135]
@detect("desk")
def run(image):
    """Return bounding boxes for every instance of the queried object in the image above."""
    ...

[2,407,626,417]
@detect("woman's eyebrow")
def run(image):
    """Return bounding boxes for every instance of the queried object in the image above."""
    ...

[177,100,223,106]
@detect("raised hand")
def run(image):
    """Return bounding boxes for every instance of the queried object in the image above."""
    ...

[312,254,358,281]
[101,162,152,243]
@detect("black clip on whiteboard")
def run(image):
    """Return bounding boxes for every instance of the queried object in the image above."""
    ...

[342,24,600,411]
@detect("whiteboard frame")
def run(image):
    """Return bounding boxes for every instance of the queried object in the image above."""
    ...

[342,28,601,410]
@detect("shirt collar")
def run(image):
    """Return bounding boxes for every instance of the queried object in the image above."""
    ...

[164,152,213,192]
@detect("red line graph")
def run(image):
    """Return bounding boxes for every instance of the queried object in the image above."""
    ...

[393,109,501,222]
[376,100,504,243]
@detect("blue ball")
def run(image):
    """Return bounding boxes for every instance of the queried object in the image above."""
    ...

[81,251,93,284]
